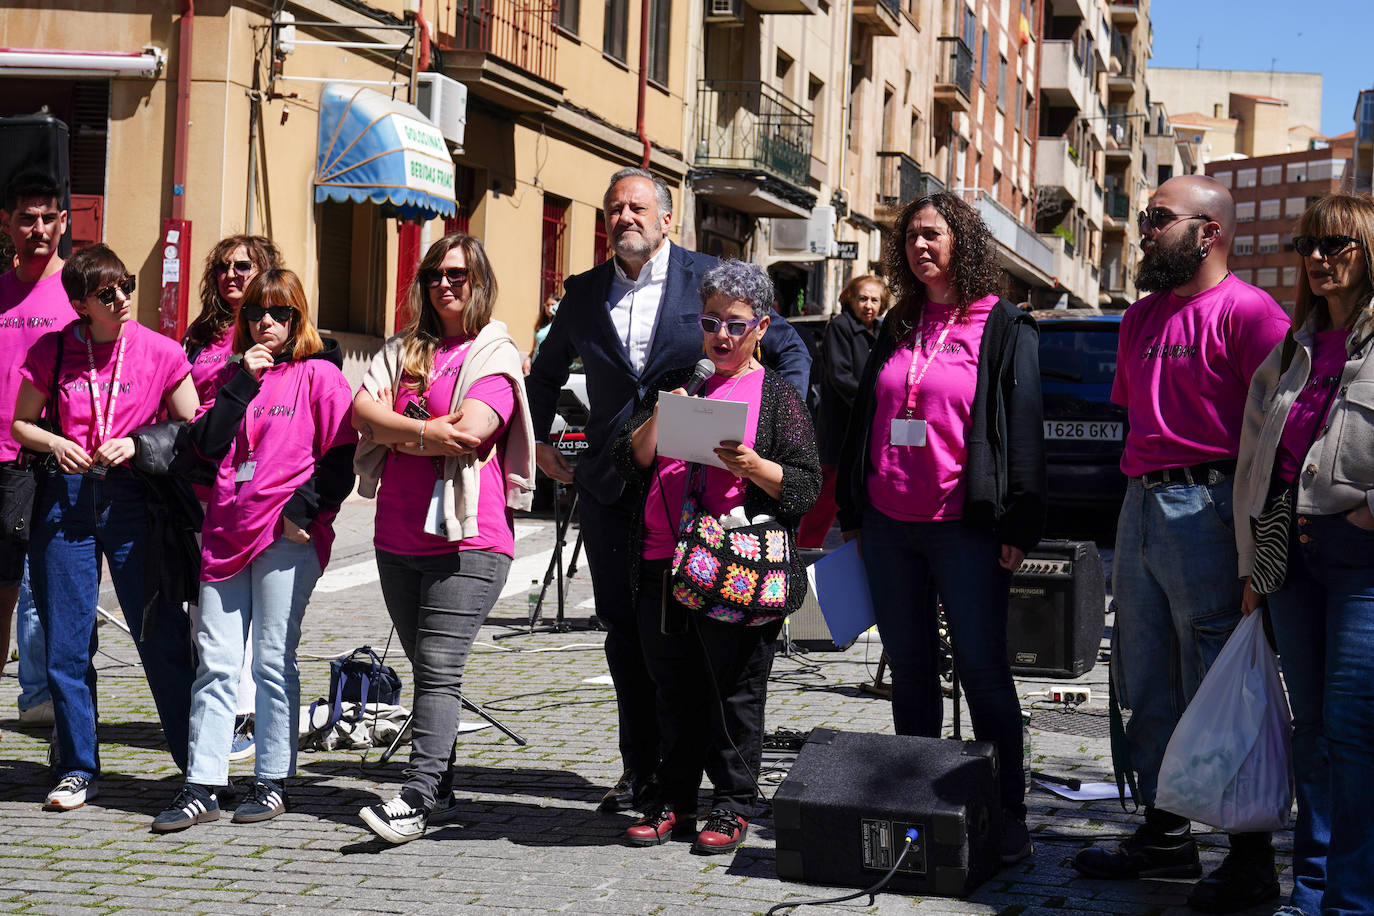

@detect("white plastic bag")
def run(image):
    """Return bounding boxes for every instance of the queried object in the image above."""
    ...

[1155,611,1293,832]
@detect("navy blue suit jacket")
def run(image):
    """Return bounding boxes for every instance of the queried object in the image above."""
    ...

[527,243,812,505]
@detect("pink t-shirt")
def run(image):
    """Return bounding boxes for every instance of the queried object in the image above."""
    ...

[187,328,238,403]
[1113,274,1289,477]
[642,367,765,560]
[21,320,191,453]
[1274,328,1349,485]
[866,295,996,522]
[201,358,356,582]
[374,337,518,557]
[0,271,78,462]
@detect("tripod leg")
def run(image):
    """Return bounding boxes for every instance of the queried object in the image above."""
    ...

[459,695,526,746]
[378,710,415,765]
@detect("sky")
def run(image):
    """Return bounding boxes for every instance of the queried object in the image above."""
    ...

[1147,0,1372,137]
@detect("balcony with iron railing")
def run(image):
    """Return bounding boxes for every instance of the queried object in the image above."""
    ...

[1106,116,1135,157]
[694,81,814,191]
[934,37,973,113]
[854,0,900,36]
[875,152,944,217]
[1104,190,1130,227]
[427,0,562,111]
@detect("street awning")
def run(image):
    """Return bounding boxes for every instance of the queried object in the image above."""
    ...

[314,84,456,220]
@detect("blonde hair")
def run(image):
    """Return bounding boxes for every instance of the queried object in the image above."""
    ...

[1291,194,1374,332]
[233,269,324,360]
[398,234,498,392]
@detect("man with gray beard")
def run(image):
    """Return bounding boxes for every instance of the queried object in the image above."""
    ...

[1072,176,1289,911]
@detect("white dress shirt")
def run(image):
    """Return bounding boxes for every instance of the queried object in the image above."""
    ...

[607,241,672,375]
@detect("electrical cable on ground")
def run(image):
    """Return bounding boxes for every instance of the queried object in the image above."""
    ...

[765,828,919,914]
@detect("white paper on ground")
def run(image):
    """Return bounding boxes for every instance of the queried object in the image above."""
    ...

[655,391,748,471]
[581,675,615,685]
[1035,779,1132,802]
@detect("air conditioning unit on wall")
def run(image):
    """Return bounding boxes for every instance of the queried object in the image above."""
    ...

[416,72,468,149]
[704,0,744,25]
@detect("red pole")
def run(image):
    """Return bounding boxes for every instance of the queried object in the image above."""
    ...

[636,0,651,167]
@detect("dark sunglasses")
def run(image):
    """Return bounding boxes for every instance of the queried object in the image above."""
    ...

[419,267,469,288]
[1293,235,1360,259]
[92,275,136,305]
[698,314,762,337]
[213,259,255,277]
[242,304,295,323]
[1137,208,1211,233]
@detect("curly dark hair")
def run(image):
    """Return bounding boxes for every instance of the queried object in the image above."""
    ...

[185,234,283,350]
[881,192,1002,341]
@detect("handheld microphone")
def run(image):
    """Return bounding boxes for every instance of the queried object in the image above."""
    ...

[683,358,715,397]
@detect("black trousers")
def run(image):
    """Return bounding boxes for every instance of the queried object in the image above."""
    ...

[635,559,780,816]
[577,486,660,776]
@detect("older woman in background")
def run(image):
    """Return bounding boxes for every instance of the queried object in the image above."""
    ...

[1234,193,1374,916]
[613,259,819,855]
[798,274,888,547]
[836,192,1045,865]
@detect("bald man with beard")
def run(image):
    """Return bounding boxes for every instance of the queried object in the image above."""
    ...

[1073,177,1290,912]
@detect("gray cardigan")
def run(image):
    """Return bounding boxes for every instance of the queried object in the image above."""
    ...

[1234,307,1374,578]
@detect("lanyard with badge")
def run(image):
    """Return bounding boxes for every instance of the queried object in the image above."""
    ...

[235,363,297,484]
[84,330,127,478]
[420,339,474,537]
[891,308,955,448]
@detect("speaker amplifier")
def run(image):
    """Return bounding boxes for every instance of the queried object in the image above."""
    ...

[773,729,1002,898]
[1006,539,1105,678]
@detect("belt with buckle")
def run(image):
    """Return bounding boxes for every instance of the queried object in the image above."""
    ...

[1138,460,1237,489]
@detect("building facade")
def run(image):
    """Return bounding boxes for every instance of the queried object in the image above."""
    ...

[1208,145,1352,313]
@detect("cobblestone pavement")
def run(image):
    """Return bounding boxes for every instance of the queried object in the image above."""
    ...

[0,498,1292,915]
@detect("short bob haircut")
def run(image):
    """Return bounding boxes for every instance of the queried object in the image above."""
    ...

[232,268,325,361]
[1291,193,1374,333]
[839,274,891,316]
[397,233,498,393]
[699,259,774,318]
[61,244,130,304]
[186,234,283,350]
[882,192,1001,341]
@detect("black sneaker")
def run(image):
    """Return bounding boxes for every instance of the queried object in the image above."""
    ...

[152,784,220,833]
[360,787,428,844]
[1073,808,1201,879]
[1186,842,1280,913]
[428,790,462,827]
[232,779,287,823]
[1000,813,1033,864]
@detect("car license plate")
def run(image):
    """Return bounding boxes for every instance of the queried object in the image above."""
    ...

[1043,420,1123,441]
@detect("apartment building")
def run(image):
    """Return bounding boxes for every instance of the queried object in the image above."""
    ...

[1140,100,1199,188]
[1355,88,1374,194]
[1208,144,1352,313]
[1095,0,1149,307]
[0,0,693,374]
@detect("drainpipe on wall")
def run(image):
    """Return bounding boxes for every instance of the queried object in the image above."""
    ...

[636,0,651,168]
[158,0,195,340]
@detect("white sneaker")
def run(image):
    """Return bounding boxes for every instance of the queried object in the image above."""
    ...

[360,788,428,844]
[45,773,97,811]
[18,700,54,726]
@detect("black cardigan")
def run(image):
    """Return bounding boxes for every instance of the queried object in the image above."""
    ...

[835,298,1047,554]
[611,365,822,605]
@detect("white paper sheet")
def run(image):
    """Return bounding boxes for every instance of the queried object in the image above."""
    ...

[1034,779,1132,802]
[656,391,749,471]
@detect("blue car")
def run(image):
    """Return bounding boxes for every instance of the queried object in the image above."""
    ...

[1033,310,1128,539]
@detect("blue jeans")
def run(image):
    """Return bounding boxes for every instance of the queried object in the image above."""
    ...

[860,508,1026,817]
[1112,476,1243,806]
[188,537,321,785]
[1267,513,1374,916]
[29,469,194,777]
[17,560,51,710]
